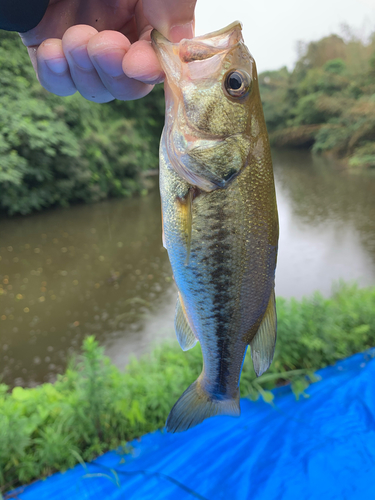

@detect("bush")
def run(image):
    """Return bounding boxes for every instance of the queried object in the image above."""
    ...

[259,29,375,164]
[1,283,375,494]
[323,58,346,74]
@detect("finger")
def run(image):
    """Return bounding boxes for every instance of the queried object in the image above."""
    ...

[142,0,196,42]
[129,4,164,82]
[62,25,114,103]
[35,39,76,96]
[87,31,155,100]
[122,39,163,84]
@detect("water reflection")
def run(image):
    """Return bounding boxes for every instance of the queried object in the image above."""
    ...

[1,149,375,387]
[273,149,375,297]
[0,187,175,387]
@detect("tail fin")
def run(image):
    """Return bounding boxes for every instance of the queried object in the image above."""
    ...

[165,379,240,433]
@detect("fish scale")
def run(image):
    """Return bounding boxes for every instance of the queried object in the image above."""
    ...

[152,21,279,432]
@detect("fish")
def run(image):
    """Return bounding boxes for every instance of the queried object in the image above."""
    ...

[151,21,279,433]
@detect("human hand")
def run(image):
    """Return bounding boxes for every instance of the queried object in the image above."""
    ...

[20,0,196,102]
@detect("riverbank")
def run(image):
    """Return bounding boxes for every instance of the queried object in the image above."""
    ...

[2,283,375,494]
[259,32,375,170]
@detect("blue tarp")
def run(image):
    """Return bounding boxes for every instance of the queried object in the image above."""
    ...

[10,349,375,500]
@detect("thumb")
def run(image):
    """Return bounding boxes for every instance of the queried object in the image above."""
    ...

[142,0,196,42]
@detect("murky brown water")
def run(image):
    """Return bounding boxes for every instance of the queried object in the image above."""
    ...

[1,149,375,388]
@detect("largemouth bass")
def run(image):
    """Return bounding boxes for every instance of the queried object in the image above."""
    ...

[151,21,278,433]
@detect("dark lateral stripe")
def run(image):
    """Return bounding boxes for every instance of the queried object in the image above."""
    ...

[206,200,233,395]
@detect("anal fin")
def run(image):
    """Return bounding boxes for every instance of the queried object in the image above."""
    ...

[250,289,277,377]
[175,293,197,351]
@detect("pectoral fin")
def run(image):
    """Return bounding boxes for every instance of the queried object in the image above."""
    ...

[250,289,277,377]
[175,188,195,266]
[175,293,197,351]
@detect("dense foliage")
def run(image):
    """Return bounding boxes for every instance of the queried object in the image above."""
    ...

[0,31,165,215]
[1,283,375,494]
[259,30,375,169]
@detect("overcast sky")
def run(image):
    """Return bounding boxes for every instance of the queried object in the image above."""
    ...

[195,0,375,72]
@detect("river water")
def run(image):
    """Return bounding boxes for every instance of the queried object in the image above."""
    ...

[1,149,375,388]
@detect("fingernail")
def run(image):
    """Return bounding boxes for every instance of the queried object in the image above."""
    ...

[44,57,68,75]
[70,45,92,70]
[169,22,194,43]
[93,49,125,77]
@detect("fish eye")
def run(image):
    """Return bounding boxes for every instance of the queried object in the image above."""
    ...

[224,70,251,98]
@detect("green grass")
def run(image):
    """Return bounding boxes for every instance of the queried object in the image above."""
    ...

[1,282,375,494]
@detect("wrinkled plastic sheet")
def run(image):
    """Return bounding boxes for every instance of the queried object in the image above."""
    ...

[9,349,375,500]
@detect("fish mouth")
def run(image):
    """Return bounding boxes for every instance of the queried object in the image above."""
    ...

[151,21,243,68]
[151,21,245,118]
[151,20,246,137]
